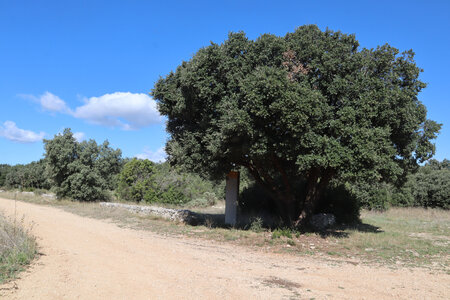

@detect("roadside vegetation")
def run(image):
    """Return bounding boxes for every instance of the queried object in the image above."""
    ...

[0,191,448,272]
[0,211,37,284]
[0,25,448,276]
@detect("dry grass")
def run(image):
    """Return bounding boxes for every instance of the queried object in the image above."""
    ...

[0,211,37,283]
[1,190,448,272]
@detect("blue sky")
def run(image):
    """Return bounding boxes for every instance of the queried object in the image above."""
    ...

[0,0,449,165]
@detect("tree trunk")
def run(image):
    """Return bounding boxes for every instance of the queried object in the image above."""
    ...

[296,169,320,226]
[273,192,297,226]
[295,168,334,227]
[243,162,333,228]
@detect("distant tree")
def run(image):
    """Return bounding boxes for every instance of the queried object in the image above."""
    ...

[0,164,11,187]
[4,160,49,190]
[153,25,441,225]
[44,129,122,201]
[393,159,450,209]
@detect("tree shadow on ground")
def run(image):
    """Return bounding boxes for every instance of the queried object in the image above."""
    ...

[186,211,383,238]
[307,222,384,238]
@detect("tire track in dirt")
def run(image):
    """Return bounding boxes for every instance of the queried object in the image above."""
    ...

[0,198,448,299]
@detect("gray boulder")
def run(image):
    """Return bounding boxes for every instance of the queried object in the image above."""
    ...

[309,213,336,230]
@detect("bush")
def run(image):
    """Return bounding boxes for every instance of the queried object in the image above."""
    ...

[350,182,391,211]
[153,162,223,205]
[317,184,361,224]
[117,158,158,203]
[239,182,277,216]
[117,160,222,206]
[240,179,361,225]
[249,217,264,232]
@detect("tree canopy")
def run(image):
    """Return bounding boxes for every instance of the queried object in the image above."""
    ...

[153,25,441,225]
[3,160,49,190]
[44,128,122,201]
[393,159,449,209]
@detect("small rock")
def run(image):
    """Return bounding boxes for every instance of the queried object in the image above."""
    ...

[42,193,56,199]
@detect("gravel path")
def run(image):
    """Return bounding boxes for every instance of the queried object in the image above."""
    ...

[0,197,448,299]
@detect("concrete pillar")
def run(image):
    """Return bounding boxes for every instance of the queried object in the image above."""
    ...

[225,171,239,226]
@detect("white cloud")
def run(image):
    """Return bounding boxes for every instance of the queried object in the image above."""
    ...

[0,121,45,143]
[23,91,162,130]
[73,132,86,142]
[73,92,162,130]
[135,147,167,163]
[20,92,71,113]
[39,92,72,113]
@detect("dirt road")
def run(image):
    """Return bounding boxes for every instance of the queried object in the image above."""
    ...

[0,198,448,299]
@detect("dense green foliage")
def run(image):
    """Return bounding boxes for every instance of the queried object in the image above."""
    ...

[117,159,221,205]
[391,159,449,209]
[117,158,159,203]
[152,25,441,224]
[3,160,49,190]
[0,164,11,187]
[239,172,360,224]
[154,162,223,206]
[241,159,449,223]
[44,129,122,201]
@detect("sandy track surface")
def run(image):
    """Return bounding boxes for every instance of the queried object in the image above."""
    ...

[0,198,448,299]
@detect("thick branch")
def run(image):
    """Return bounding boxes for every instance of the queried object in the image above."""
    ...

[239,160,278,200]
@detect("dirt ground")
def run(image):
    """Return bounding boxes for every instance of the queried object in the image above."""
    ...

[0,198,448,299]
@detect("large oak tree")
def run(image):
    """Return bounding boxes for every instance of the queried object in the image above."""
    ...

[152,25,441,225]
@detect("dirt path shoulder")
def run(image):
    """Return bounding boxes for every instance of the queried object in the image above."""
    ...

[0,198,448,299]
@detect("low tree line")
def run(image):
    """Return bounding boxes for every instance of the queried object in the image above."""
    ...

[0,129,223,206]
[0,161,49,190]
[0,129,447,221]
[370,159,449,210]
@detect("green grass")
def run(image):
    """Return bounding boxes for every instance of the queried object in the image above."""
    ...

[0,212,37,284]
[339,208,450,268]
[272,228,291,239]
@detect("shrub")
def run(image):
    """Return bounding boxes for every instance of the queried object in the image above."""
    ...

[249,217,264,233]
[317,183,361,224]
[117,158,158,203]
[239,182,278,216]
[117,160,222,206]
[240,179,361,225]
[271,228,292,239]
